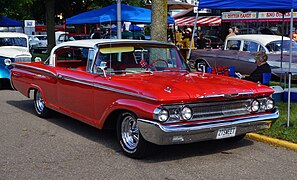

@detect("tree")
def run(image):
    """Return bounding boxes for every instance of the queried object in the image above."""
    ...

[46,0,56,53]
[151,0,167,42]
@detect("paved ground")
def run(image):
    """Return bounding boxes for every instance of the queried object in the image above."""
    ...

[1,89,297,179]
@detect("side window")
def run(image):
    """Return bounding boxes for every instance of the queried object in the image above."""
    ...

[243,41,260,52]
[226,40,240,50]
[55,46,89,70]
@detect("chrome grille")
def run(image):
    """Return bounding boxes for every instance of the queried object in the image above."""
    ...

[15,56,31,62]
[164,99,258,123]
[191,100,251,120]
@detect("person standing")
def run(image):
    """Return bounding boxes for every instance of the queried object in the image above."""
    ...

[225,27,238,42]
[292,28,297,41]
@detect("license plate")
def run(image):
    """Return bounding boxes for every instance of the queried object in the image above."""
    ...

[216,127,237,139]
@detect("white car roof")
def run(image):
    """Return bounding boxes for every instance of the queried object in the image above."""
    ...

[0,32,29,38]
[52,39,170,50]
[227,34,290,46]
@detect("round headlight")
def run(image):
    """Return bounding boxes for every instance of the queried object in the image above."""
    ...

[266,98,274,110]
[250,99,260,112]
[4,58,12,66]
[181,106,193,120]
[158,109,169,122]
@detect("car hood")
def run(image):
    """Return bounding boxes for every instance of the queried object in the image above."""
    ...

[110,71,273,102]
[0,46,31,58]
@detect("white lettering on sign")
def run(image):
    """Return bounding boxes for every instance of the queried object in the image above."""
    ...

[259,12,297,19]
[222,12,257,20]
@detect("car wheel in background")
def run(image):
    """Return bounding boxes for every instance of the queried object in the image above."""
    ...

[195,59,209,72]
[34,89,50,118]
[117,112,154,159]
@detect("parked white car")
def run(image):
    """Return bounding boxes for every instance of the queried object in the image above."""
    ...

[0,32,32,88]
[29,34,47,53]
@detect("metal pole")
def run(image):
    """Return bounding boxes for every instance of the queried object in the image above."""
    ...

[187,5,199,60]
[280,13,284,86]
[287,8,293,127]
[117,0,122,39]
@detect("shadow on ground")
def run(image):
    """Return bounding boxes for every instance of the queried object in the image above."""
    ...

[7,99,255,162]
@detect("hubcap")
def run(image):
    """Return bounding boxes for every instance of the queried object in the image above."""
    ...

[121,115,139,150]
[35,91,44,113]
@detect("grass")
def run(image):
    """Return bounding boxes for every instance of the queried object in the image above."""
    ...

[259,102,297,143]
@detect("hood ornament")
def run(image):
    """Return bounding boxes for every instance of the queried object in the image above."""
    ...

[164,86,171,93]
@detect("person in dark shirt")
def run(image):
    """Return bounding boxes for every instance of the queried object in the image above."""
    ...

[244,51,271,83]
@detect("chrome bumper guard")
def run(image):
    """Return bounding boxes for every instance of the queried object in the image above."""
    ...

[138,108,279,145]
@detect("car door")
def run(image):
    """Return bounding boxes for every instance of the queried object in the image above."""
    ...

[54,46,96,123]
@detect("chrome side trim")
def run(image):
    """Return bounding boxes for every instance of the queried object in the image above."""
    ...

[138,108,279,145]
[13,63,157,101]
[13,63,57,77]
[60,76,158,101]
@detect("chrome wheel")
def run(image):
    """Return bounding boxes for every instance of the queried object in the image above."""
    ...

[34,90,49,118]
[35,90,45,114]
[121,115,139,150]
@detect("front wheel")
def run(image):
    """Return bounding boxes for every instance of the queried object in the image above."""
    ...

[116,112,154,158]
[34,89,50,118]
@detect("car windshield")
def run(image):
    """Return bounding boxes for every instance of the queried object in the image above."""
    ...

[266,40,297,52]
[93,44,189,75]
[0,37,27,47]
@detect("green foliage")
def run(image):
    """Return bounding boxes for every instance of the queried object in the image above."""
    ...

[1,0,147,22]
[259,102,297,143]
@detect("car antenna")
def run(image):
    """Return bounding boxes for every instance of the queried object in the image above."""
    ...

[100,15,112,77]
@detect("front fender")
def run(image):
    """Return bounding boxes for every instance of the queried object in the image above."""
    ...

[98,99,159,128]
[0,65,11,79]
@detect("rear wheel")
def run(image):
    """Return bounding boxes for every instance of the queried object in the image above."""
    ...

[34,90,50,118]
[116,112,154,159]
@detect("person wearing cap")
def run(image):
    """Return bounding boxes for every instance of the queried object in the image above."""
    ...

[243,51,271,83]
[182,28,192,48]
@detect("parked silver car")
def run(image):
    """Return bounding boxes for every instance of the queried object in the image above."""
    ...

[190,34,297,77]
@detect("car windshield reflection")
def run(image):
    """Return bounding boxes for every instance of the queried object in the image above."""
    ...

[93,44,188,75]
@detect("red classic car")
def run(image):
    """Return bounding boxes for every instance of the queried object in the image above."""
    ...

[10,39,279,158]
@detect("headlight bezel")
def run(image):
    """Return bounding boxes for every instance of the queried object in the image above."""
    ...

[4,58,12,66]
[180,106,193,121]
[265,98,275,111]
[154,108,169,122]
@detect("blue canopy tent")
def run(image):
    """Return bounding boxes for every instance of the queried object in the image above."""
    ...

[111,24,143,31]
[66,4,175,24]
[190,0,297,126]
[0,16,23,27]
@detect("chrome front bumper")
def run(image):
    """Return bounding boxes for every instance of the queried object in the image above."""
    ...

[138,108,279,145]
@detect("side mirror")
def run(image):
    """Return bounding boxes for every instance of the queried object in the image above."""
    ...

[96,61,107,77]
[34,57,42,62]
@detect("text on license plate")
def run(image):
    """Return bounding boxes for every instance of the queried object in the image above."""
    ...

[216,127,237,139]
